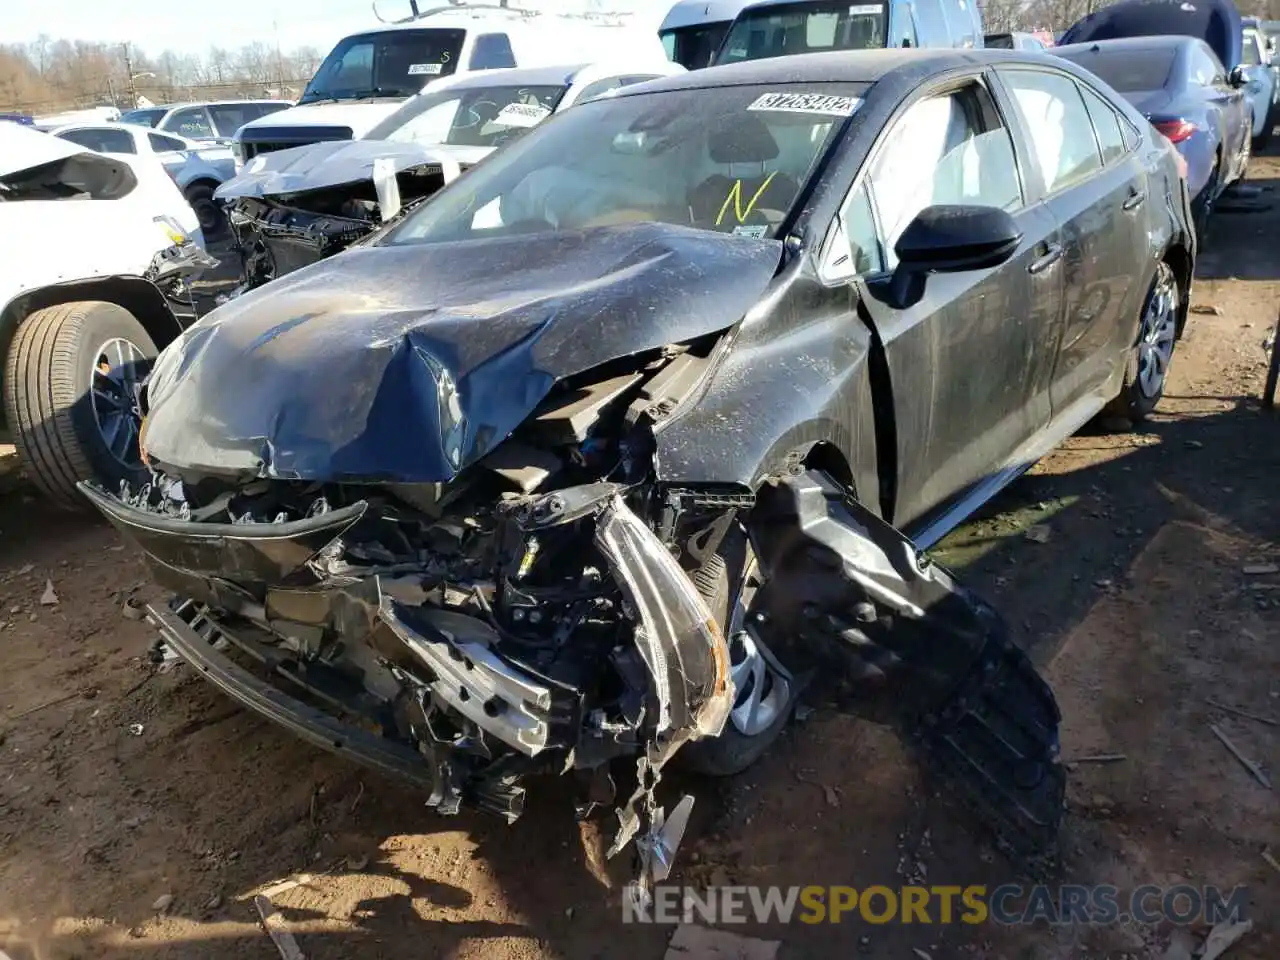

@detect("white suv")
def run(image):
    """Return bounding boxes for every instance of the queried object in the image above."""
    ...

[233,3,666,164]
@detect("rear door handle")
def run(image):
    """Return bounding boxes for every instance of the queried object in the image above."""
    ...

[1123,188,1146,211]
[1028,241,1064,275]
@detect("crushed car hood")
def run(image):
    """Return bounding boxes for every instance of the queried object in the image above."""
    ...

[141,223,783,483]
[216,139,471,201]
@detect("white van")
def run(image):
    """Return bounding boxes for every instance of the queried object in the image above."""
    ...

[234,2,664,163]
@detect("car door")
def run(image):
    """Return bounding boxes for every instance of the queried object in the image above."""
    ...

[995,66,1147,425]
[825,75,1064,531]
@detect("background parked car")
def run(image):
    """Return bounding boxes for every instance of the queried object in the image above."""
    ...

[51,122,237,238]
[659,0,751,69]
[232,7,665,162]
[1241,20,1277,148]
[118,100,292,145]
[0,124,212,508]
[1058,0,1243,80]
[985,31,1047,51]
[711,0,984,66]
[216,59,686,292]
[1054,36,1250,239]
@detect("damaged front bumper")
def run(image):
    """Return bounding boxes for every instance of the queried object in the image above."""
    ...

[83,468,1064,877]
[82,480,733,860]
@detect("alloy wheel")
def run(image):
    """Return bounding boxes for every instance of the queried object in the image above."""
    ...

[1137,264,1178,400]
[725,557,793,737]
[89,337,148,468]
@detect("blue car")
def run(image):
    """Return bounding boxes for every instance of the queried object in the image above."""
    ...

[1055,35,1251,239]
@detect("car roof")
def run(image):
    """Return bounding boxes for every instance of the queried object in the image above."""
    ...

[604,47,1053,96]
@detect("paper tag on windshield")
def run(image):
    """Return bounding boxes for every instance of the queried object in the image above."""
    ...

[848,4,881,13]
[732,225,769,239]
[748,92,861,117]
[407,63,444,76]
[494,102,553,128]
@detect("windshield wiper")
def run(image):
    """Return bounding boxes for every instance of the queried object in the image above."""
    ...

[348,88,408,99]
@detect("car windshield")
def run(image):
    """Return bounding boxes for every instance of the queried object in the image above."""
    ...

[381,82,862,246]
[300,29,467,104]
[715,1,887,65]
[119,108,167,128]
[661,22,732,69]
[1058,48,1177,92]
[365,84,569,147]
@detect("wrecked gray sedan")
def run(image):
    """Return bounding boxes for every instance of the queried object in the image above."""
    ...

[78,47,1201,886]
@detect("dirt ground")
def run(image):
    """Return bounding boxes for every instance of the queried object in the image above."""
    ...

[2,157,1279,960]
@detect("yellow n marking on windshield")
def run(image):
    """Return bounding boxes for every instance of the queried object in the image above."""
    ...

[716,171,778,226]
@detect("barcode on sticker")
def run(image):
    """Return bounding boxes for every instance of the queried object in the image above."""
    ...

[747,92,860,117]
[493,102,552,127]
[408,63,444,76]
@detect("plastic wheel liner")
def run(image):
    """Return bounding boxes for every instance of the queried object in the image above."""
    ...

[82,465,1063,894]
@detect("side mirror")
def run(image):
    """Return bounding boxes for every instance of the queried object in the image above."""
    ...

[888,204,1022,308]
[1229,65,1248,87]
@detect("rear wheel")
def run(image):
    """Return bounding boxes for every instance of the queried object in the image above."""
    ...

[3,301,156,509]
[1104,261,1179,423]
[679,528,797,776]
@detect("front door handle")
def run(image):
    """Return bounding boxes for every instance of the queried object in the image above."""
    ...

[1122,188,1146,211]
[1028,241,1064,275]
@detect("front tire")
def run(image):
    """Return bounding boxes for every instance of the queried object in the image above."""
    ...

[1105,261,1179,423]
[185,182,227,240]
[3,301,156,509]
[679,528,797,777]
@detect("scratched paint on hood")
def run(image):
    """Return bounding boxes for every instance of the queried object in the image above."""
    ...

[141,222,783,483]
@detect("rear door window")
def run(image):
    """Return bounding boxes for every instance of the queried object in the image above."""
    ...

[1000,69,1102,194]
[149,132,189,153]
[58,127,137,154]
[1078,85,1126,165]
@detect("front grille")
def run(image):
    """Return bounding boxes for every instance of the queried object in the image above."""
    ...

[240,125,354,162]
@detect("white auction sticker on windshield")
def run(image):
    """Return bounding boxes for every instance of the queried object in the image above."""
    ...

[747,92,861,117]
[848,4,881,13]
[407,63,444,76]
[493,102,553,128]
[732,225,769,239]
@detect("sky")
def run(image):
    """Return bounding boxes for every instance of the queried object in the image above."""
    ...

[8,0,679,56]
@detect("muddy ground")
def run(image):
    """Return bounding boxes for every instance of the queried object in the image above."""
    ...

[2,156,1279,960]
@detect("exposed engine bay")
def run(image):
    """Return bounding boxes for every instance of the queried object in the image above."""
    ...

[216,142,465,296]
[85,334,1066,894]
